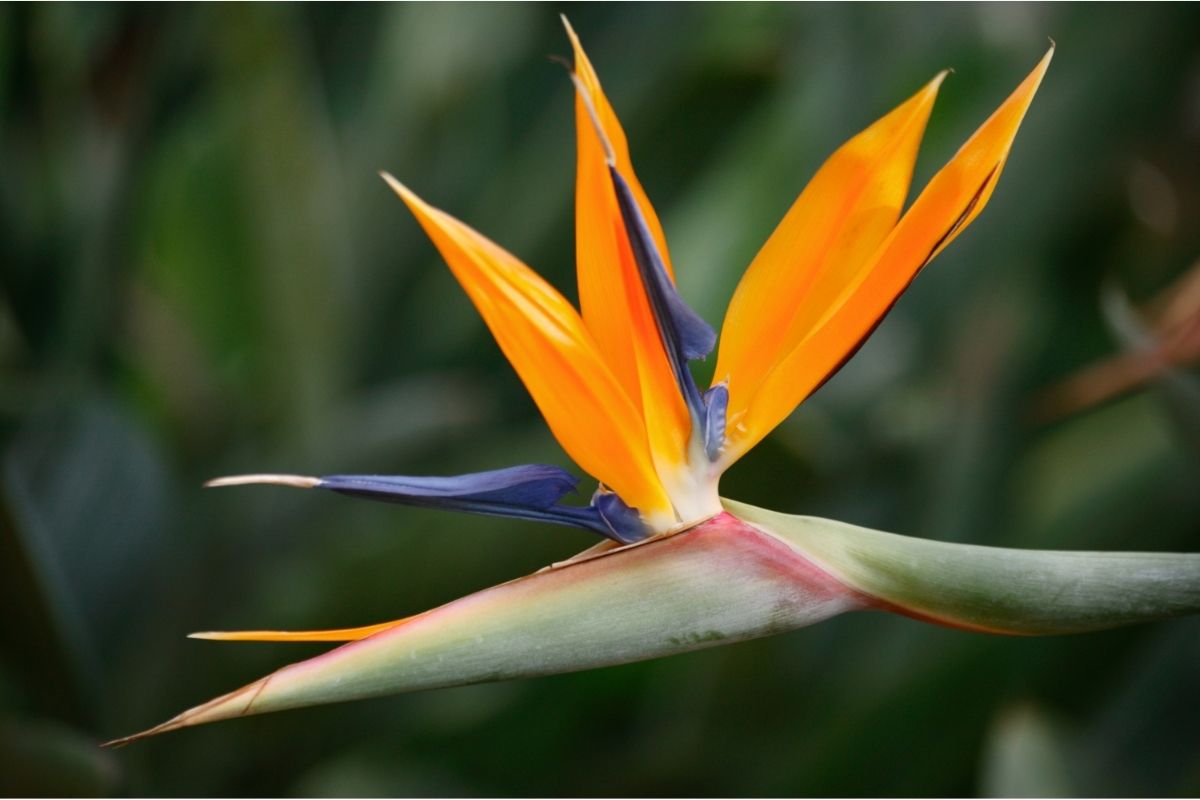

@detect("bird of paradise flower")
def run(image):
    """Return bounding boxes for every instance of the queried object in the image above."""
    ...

[108,19,1200,746]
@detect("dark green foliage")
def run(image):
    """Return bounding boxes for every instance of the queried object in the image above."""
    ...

[2,4,1199,796]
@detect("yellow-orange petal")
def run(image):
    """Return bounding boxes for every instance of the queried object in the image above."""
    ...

[564,16,693,496]
[715,71,946,436]
[728,48,1053,462]
[382,173,674,526]
[563,15,673,282]
[189,618,411,642]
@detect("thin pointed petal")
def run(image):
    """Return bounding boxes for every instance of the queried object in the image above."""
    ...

[563,14,674,280]
[610,166,714,417]
[716,72,946,442]
[209,465,648,543]
[316,465,579,514]
[189,619,410,642]
[730,50,1052,461]
[381,174,673,526]
[564,18,694,492]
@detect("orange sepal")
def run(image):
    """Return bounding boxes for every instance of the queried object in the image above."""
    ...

[564,18,693,488]
[383,173,674,525]
[189,618,412,642]
[730,48,1053,461]
[716,72,946,443]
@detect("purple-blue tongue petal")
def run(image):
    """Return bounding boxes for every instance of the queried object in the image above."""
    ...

[591,488,648,544]
[702,384,729,462]
[608,165,715,417]
[315,465,648,543]
[321,465,578,507]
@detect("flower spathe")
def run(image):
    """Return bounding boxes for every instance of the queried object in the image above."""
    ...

[108,22,1200,746]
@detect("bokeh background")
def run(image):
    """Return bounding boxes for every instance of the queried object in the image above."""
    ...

[3,2,1200,796]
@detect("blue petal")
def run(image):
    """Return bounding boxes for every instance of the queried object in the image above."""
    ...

[591,488,650,544]
[608,166,715,417]
[320,465,579,507]
[315,465,649,544]
[702,383,729,462]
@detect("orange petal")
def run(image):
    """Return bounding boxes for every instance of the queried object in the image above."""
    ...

[563,15,673,282]
[189,618,411,642]
[715,72,945,431]
[730,48,1053,462]
[564,17,693,489]
[382,173,674,526]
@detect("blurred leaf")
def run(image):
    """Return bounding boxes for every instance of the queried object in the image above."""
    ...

[1,446,97,722]
[1076,619,1200,795]
[5,4,1200,795]
[0,717,119,797]
[291,751,474,797]
[1010,393,1199,548]
[210,5,354,450]
[1,398,173,729]
[979,703,1075,797]
[1102,280,1200,452]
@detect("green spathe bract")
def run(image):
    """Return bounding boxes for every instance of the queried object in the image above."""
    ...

[731,500,1200,635]
[107,507,1200,745]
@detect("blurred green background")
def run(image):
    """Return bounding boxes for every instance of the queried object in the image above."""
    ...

[3,2,1200,796]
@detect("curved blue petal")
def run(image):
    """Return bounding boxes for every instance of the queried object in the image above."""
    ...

[320,465,579,507]
[609,165,715,418]
[702,383,729,462]
[591,488,650,544]
[316,465,648,544]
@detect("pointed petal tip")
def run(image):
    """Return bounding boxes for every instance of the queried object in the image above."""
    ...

[381,174,444,226]
[572,74,617,166]
[186,629,350,642]
[907,69,948,112]
[1035,46,1055,88]
[559,13,580,52]
[187,630,335,642]
[380,171,413,202]
[204,474,320,489]
[1017,45,1054,99]
[1035,43,1054,73]
[188,619,409,643]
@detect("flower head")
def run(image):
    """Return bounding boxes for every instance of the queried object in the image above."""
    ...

[107,22,1200,747]
[336,19,1040,543]
[362,18,1051,539]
